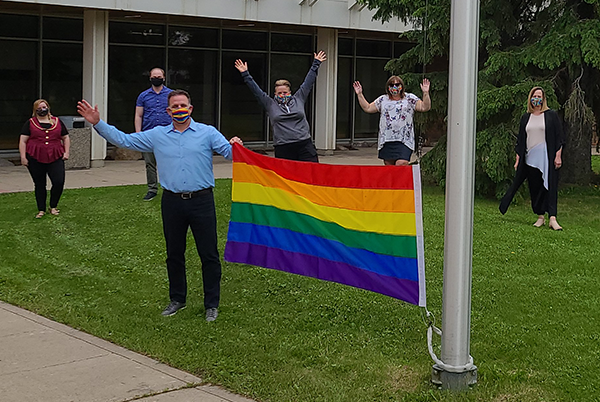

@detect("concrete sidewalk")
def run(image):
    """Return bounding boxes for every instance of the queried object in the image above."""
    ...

[0,301,255,402]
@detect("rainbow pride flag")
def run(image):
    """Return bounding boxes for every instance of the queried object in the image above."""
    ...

[224,145,426,306]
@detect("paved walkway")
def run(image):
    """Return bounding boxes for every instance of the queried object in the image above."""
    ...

[0,301,255,402]
[0,147,381,193]
[0,146,382,402]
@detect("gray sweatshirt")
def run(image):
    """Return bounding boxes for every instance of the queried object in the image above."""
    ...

[241,59,321,146]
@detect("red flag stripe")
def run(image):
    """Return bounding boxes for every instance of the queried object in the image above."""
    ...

[232,144,414,190]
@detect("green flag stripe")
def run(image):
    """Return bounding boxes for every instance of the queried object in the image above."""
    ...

[230,202,417,259]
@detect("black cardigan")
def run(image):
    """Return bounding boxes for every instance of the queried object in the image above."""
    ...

[499,110,565,214]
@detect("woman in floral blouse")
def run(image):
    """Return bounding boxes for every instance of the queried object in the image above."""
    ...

[353,76,431,165]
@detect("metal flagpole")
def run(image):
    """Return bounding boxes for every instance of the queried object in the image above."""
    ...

[430,0,480,390]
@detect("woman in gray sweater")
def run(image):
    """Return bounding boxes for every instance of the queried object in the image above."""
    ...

[234,51,327,162]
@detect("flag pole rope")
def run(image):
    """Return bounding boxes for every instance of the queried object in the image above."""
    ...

[422,307,475,372]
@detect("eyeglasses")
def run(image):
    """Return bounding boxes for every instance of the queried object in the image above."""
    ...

[388,83,402,88]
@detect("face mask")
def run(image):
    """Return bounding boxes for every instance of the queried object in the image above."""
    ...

[389,84,402,96]
[275,94,292,104]
[150,77,164,87]
[36,108,49,116]
[170,107,191,123]
[531,97,543,107]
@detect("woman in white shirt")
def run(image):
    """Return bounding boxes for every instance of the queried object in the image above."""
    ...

[353,76,431,165]
[499,87,565,230]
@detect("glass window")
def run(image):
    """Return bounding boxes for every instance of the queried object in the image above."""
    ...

[354,58,388,139]
[394,41,416,58]
[109,22,165,46]
[0,13,38,39]
[221,52,267,142]
[108,46,165,133]
[168,26,218,48]
[338,38,353,56]
[336,57,353,140]
[271,33,313,53]
[42,43,83,117]
[222,29,267,51]
[43,17,83,41]
[0,40,38,150]
[356,39,391,58]
[168,49,218,126]
[270,54,313,95]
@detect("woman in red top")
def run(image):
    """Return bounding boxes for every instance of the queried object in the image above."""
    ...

[19,99,70,218]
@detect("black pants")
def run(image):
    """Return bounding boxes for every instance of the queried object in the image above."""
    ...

[274,138,319,162]
[26,155,65,211]
[526,165,551,216]
[161,189,221,309]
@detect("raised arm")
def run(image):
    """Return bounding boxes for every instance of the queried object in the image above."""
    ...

[415,78,431,112]
[353,81,378,114]
[295,51,326,101]
[77,100,153,152]
[235,59,271,109]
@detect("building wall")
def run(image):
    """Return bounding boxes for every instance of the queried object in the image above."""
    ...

[0,1,421,157]
[6,0,409,33]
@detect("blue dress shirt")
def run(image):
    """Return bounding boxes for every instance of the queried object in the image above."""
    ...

[94,119,232,192]
[136,86,173,130]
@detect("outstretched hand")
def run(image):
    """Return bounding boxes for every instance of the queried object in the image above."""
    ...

[420,78,431,93]
[314,51,327,62]
[77,100,100,125]
[234,59,248,73]
[352,81,363,95]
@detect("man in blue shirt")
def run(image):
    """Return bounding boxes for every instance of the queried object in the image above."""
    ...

[135,67,173,201]
[78,90,242,322]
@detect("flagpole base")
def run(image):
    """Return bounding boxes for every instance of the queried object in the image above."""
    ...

[431,364,477,390]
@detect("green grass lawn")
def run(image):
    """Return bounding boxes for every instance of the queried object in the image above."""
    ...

[1,182,599,401]
[592,155,600,175]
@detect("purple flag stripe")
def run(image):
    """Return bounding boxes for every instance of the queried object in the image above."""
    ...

[225,241,420,305]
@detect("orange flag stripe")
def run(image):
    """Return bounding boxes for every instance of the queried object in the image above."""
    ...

[233,162,415,213]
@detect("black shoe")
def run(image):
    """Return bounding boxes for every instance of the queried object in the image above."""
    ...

[161,301,186,316]
[143,192,157,201]
[205,307,218,322]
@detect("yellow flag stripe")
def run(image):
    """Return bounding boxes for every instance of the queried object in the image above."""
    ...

[232,181,417,236]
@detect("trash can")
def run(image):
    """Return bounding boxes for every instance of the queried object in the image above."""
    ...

[58,116,86,129]
[58,116,90,169]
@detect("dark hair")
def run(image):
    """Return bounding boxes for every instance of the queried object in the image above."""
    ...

[168,89,192,105]
[385,76,405,98]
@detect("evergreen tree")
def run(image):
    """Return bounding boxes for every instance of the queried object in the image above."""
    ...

[361,0,599,196]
